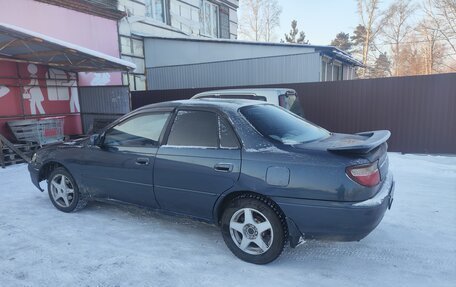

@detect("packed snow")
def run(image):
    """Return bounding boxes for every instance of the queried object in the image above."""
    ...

[0,153,455,287]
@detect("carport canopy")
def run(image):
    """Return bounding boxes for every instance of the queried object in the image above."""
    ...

[0,23,136,72]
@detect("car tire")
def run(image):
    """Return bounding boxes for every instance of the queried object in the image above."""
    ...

[47,167,87,213]
[221,194,287,264]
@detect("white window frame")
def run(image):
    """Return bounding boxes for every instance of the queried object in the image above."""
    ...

[120,36,144,57]
[146,0,167,23]
[200,0,219,38]
[332,61,343,81]
[327,62,333,81]
[321,60,327,81]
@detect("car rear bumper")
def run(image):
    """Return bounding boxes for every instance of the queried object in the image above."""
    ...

[28,163,44,191]
[274,174,395,242]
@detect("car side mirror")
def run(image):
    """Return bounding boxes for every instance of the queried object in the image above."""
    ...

[88,133,101,147]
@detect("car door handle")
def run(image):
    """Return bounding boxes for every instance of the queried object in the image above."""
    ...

[214,163,233,172]
[135,157,150,165]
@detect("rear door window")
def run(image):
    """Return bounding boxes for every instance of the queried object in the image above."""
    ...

[167,110,240,149]
[167,110,218,147]
[219,117,240,149]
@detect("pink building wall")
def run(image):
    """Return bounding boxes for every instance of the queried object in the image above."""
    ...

[0,0,122,86]
[0,0,126,140]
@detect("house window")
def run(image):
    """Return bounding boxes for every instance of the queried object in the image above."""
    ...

[334,65,342,81]
[321,60,327,81]
[326,62,332,81]
[146,0,166,23]
[120,36,144,57]
[200,0,219,37]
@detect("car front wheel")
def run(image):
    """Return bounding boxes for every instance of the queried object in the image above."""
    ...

[48,167,87,213]
[221,194,287,264]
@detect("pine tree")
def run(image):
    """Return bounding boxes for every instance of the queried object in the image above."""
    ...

[371,52,392,78]
[283,20,309,44]
[351,25,367,49]
[330,32,353,52]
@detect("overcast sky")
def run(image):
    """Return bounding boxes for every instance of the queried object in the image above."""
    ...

[241,0,422,45]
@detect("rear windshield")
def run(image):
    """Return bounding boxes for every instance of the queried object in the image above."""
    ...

[240,105,330,144]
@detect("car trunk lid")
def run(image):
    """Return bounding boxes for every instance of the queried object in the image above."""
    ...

[293,131,391,199]
[326,130,391,154]
[324,131,390,184]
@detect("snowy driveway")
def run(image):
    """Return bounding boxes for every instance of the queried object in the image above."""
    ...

[1,153,455,287]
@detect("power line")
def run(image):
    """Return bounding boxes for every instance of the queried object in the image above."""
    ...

[375,37,456,46]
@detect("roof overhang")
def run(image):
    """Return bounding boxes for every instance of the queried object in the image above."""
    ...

[35,0,126,21]
[0,23,136,72]
[316,47,364,67]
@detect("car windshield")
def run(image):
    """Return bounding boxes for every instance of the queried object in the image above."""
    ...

[241,104,330,144]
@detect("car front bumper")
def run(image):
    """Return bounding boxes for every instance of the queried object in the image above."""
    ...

[274,174,395,242]
[28,163,44,191]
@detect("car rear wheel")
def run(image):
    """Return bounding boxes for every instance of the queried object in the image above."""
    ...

[48,167,87,213]
[221,194,287,264]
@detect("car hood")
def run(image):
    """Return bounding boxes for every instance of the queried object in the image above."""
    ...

[39,137,87,152]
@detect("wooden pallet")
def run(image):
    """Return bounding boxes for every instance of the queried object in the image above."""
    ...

[2,158,27,166]
[0,135,36,168]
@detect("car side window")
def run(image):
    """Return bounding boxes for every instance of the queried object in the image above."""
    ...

[103,112,170,147]
[166,110,240,149]
[219,117,240,149]
[167,110,219,148]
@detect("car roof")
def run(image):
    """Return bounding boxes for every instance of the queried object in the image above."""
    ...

[135,98,263,113]
[192,88,296,98]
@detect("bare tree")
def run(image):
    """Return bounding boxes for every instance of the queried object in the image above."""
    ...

[399,37,425,75]
[382,0,418,76]
[356,0,384,77]
[417,19,449,73]
[239,0,263,41]
[238,0,282,42]
[262,0,282,42]
[423,0,456,54]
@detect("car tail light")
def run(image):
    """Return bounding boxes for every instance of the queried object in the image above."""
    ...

[346,161,380,187]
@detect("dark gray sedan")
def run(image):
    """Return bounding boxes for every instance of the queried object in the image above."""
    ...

[28,99,394,264]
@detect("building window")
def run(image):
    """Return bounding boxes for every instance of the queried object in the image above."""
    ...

[333,65,342,81]
[200,0,219,37]
[326,62,332,81]
[321,60,327,81]
[146,0,166,23]
[120,36,144,57]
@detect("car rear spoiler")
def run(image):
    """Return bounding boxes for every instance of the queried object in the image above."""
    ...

[327,130,391,154]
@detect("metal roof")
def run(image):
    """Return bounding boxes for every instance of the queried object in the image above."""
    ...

[0,23,136,72]
[142,36,363,67]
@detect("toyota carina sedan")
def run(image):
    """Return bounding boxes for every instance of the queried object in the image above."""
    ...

[28,99,394,264]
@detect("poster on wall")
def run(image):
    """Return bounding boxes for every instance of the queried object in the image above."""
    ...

[0,60,83,136]
[16,63,80,115]
[0,79,22,117]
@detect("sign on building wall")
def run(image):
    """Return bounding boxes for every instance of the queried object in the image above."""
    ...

[0,61,82,138]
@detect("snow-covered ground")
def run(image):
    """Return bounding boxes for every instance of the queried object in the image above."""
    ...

[1,153,455,287]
